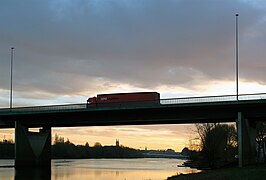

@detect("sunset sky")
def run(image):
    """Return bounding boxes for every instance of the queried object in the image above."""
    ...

[1,0,266,151]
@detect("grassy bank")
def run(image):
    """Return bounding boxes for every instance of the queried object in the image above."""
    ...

[168,165,266,180]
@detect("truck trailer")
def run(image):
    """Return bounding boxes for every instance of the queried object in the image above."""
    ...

[87,92,160,107]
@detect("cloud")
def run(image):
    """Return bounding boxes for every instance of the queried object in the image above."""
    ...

[1,0,266,103]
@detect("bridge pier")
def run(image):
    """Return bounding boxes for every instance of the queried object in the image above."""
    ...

[237,112,257,167]
[15,121,51,168]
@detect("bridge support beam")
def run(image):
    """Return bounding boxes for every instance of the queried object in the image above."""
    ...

[15,121,51,168]
[237,112,257,167]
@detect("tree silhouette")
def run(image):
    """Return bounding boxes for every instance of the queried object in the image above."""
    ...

[195,123,237,168]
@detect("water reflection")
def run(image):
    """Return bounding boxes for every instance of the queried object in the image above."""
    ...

[0,159,200,180]
[15,167,51,180]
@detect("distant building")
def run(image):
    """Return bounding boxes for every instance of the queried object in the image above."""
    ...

[116,139,119,147]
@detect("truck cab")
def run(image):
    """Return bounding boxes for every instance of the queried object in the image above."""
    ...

[87,97,97,107]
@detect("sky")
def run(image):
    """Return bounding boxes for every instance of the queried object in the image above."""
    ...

[1,0,266,151]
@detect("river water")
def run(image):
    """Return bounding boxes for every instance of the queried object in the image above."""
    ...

[0,158,199,180]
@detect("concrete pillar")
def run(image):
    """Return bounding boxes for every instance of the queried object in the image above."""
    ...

[15,167,51,180]
[237,112,257,167]
[15,121,51,168]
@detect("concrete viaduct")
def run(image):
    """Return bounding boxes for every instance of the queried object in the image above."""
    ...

[1,93,266,168]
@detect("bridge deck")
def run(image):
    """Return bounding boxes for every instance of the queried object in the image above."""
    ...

[1,93,266,128]
[1,93,266,114]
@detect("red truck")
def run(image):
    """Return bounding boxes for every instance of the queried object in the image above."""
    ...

[87,92,160,107]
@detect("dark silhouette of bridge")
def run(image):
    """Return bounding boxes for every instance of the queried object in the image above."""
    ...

[1,93,266,168]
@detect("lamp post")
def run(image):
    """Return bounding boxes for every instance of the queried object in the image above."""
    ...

[236,14,239,101]
[10,47,14,109]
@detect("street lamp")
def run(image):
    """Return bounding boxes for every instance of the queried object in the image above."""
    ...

[235,14,239,101]
[10,47,14,109]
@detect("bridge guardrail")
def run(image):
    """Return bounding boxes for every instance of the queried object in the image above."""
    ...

[160,93,266,104]
[1,93,266,114]
[0,104,87,114]
[160,94,236,104]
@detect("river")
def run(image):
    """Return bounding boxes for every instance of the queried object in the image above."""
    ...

[0,158,199,180]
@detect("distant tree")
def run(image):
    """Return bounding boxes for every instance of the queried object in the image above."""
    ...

[52,137,77,158]
[85,142,89,147]
[181,147,190,156]
[94,142,102,147]
[0,136,143,159]
[65,138,71,144]
[54,134,65,144]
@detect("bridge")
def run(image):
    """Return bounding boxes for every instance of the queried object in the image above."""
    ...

[1,93,266,168]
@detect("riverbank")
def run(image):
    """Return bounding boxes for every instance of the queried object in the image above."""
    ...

[168,164,266,180]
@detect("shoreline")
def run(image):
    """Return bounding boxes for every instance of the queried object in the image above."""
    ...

[167,164,266,180]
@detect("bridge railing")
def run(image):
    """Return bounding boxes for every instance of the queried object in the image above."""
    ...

[160,93,266,104]
[0,103,87,114]
[1,93,266,114]
[160,94,235,104]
